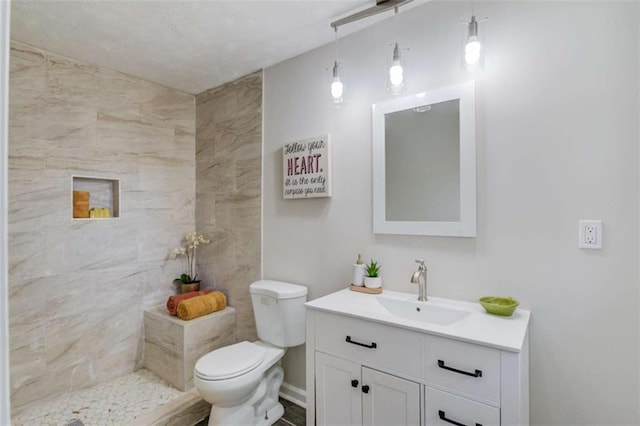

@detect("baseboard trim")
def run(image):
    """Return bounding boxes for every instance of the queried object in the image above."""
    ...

[279,382,306,409]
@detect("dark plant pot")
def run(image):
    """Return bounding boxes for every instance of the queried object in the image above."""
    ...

[180,281,201,294]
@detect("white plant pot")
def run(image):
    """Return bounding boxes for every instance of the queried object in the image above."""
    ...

[352,264,366,286]
[364,276,382,289]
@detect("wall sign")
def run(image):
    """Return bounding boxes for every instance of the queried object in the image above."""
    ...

[282,135,332,199]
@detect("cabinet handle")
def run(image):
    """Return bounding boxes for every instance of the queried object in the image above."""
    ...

[437,360,482,378]
[346,335,377,349]
[351,379,359,388]
[362,385,370,394]
[438,410,482,426]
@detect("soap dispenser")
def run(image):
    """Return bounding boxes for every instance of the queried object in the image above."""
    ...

[352,254,366,286]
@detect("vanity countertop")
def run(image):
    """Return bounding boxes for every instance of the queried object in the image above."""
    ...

[305,289,530,353]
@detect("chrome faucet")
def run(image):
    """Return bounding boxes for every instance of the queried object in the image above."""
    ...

[410,259,427,301]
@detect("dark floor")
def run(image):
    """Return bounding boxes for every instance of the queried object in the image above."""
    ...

[275,398,305,426]
[194,397,305,426]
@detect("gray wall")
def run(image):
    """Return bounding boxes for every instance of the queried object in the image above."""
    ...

[263,1,639,423]
[195,71,262,343]
[8,41,195,408]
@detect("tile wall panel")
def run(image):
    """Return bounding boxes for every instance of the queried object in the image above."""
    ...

[8,41,196,408]
[195,72,262,343]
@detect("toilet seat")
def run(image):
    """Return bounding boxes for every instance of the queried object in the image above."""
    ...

[195,341,266,381]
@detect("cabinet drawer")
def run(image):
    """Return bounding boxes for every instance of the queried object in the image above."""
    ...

[424,334,500,405]
[314,311,422,378]
[426,387,499,426]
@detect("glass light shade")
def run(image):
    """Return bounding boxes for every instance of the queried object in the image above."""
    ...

[331,78,344,100]
[388,42,405,94]
[330,61,344,105]
[464,36,482,65]
[389,61,404,87]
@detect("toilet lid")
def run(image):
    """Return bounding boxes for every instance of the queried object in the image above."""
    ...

[195,341,266,381]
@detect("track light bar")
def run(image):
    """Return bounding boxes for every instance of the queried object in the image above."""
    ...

[330,0,413,29]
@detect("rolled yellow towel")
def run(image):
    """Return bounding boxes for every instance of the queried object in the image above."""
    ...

[176,291,227,321]
[209,291,226,309]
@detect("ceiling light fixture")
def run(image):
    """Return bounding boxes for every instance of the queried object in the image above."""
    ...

[329,0,412,103]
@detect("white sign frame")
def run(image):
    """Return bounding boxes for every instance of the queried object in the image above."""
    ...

[282,135,332,199]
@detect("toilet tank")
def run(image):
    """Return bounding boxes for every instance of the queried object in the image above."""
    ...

[250,280,308,348]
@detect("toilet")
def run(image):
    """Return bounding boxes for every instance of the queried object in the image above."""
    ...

[193,280,307,426]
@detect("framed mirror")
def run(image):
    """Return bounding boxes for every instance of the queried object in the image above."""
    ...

[372,82,476,237]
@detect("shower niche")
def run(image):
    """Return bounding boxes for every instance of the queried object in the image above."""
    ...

[72,176,120,219]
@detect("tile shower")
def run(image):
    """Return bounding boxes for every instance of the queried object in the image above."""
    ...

[8,41,262,422]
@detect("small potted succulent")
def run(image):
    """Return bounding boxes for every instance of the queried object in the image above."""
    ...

[364,259,382,289]
[170,231,211,293]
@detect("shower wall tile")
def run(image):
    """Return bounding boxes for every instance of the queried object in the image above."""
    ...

[8,41,196,409]
[140,90,196,131]
[46,53,100,108]
[11,357,97,410]
[142,261,186,307]
[135,208,195,263]
[212,113,262,158]
[96,110,177,158]
[8,276,53,327]
[216,193,262,230]
[195,71,262,344]
[8,322,46,378]
[8,171,67,234]
[94,303,145,383]
[9,44,46,99]
[236,157,262,195]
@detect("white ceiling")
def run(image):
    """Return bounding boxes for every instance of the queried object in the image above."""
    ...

[10,0,382,94]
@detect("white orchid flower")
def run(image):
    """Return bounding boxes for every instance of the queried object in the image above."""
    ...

[170,231,211,283]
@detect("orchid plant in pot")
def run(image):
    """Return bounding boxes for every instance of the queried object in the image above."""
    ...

[171,231,210,293]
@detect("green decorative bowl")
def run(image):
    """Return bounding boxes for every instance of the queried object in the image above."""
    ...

[479,296,519,317]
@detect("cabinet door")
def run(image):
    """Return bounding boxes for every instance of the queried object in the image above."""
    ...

[362,367,421,426]
[316,352,363,426]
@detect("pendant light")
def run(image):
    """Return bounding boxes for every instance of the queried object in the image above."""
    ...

[330,27,344,105]
[462,12,485,73]
[331,61,344,103]
[389,42,404,93]
[388,6,405,94]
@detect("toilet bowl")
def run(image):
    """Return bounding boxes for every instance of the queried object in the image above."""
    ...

[194,341,284,407]
[193,280,307,426]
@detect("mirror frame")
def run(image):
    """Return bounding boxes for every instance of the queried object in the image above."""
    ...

[372,81,476,237]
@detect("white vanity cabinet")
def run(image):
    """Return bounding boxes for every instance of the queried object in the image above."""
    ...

[305,290,530,426]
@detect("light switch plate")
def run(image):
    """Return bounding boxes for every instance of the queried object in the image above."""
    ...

[579,220,602,249]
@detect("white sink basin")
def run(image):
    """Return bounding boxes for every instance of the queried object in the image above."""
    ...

[376,296,470,326]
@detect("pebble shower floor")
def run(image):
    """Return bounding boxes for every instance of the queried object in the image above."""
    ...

[11,369,184,426]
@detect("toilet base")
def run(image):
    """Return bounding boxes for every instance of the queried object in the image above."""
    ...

[207,364,284,426]
[258,402,285,426]
[207,402,283,426]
